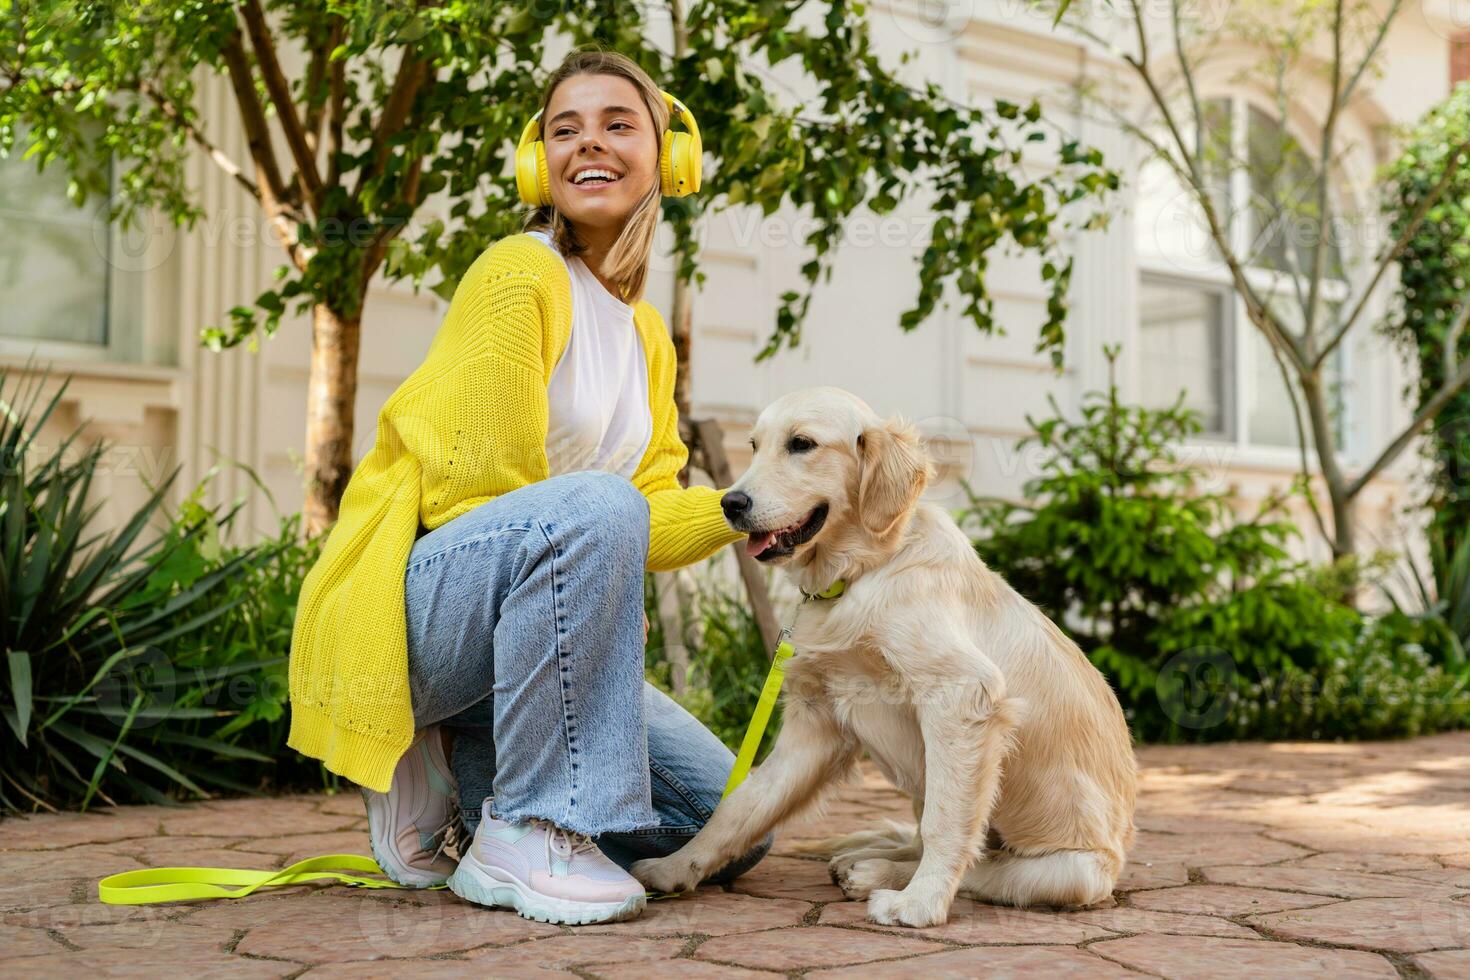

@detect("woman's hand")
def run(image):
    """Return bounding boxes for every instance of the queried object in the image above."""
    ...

[643,611,650,646]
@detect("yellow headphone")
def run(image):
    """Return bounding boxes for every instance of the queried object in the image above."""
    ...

[515,90,702,207]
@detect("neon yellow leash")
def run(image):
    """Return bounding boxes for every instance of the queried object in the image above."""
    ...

[722,578,845,799]
[97,854,426,905]
[98,579,845,906]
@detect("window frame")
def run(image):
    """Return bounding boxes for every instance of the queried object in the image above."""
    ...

[0,138,146,365]
[1133,92,1356,466]
[1137,269,1237,442]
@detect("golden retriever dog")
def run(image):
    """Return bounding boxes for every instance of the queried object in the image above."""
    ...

[630,387,1137,927]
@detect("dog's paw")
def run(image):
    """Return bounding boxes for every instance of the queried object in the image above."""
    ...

[835,858,908,900]
[865,887,950,928]
[630,855,700,894]
[828,851,862,884]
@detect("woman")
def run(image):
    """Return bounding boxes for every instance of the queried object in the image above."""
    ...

[287,50,767,926]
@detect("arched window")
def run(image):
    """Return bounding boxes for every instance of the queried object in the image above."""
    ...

[1134,96,1348,453]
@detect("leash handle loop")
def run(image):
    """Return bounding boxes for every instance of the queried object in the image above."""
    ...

[96,854,425,905]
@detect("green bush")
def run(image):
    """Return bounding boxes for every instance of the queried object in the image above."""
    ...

[1383,83,1470,577]
[135,469,329,797]
[1219,610,1466,741]
[0,361,322,812]
[963,348,1469,742]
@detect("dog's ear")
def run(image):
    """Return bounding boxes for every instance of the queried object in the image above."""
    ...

[857,417,932,537]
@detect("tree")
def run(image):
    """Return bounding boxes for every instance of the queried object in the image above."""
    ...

[2,1,1113,534]
[1056,0,1470,562]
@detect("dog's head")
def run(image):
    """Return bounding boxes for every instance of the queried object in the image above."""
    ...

[722,387,933,564]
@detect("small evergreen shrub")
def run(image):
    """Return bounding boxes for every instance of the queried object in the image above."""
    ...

[963,349,1469,742]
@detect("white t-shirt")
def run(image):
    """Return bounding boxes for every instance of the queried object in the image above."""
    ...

[528,230,653,480]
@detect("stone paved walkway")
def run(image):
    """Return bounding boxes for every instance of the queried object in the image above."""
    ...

[2,732,1467,978]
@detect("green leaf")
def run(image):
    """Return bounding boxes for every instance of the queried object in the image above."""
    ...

[5,649,31,746]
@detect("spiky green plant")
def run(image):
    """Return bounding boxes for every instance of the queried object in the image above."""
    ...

[1386,524,1470,670]
[0,359,271,812]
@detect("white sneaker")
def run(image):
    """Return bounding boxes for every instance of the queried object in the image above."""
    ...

[448,801,646,925]
[361,725,462,888]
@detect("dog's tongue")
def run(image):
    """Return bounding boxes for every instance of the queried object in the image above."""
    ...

[746,531,774,557]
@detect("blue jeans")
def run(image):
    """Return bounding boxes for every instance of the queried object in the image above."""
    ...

[403,470,769,880]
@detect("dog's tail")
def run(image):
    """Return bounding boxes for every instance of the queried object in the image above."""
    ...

[959,849,1119,908]
[782,819,916,857]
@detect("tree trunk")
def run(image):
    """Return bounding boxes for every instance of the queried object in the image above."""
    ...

[303,302,362,536]
[1298,369,1355,561]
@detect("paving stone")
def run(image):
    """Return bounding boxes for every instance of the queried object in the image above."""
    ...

[1289,852,1443,873]
[1250,896,1470,953]
[0,809,167,850]
[1091,933,1398,978]
[1115,860,1189,890]
[157,800,347,838]
[1134,814,1272,835]
[1067,906,1260,938]
[110,835,251,854]
[0,921,67,956]
[0,875,86,911]
[807,944,1141,978]
[0,949,297,977]
[585,889,810,937]
[820,897,1114,944]
[4,901,182,930]
[1263,827,1463,856]
[100,845,283,872]
[1388,867,1470,889]
[1128,884,1337,916]
[1,846,147,883]
[300,961,484,979]
[1200,864,1461,899]
[53,920,236,954]
[693,924,939,970]
[270,833,377,866]
[226,895,560,961]
[1415,948,1470,978]
[244,830,373,857]
[316,793,368,818]
[465,934,684,972]
[1129,830,1310,866]
[197,795,343,818]
[5,730,1466,973]
[727,855,846,902]
[593,961,772,979]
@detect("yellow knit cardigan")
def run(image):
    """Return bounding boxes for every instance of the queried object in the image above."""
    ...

[287,233,744,791]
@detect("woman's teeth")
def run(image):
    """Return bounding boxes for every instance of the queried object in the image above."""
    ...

[572,169,621,185]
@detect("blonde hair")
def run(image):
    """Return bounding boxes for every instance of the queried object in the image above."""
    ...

[523,49,669,303]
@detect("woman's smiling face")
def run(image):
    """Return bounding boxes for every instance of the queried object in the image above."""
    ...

[543,73,660,236]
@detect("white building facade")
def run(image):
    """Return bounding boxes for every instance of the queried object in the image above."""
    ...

[1,2,1462,568]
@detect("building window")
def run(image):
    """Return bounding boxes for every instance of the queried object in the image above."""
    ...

[1134,96,1349,456]
[1138,275,1231,438]
[0,156,111,345]
[0,125,146,363]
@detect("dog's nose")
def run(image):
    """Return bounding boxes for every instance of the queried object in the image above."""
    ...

[721,490,752,520]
